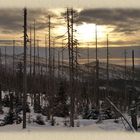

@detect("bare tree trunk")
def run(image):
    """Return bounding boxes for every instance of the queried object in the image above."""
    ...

[0,85,2,113]
[33,20,36,112]
[106,34,109,97]
[130,50,137,130]
[9,92,13,112]
[30,25,32,76]
[0,48,3,113]
[48,15,51,120]
[23,8,27,129]
[67,8,75,127]
[124,49,127,112]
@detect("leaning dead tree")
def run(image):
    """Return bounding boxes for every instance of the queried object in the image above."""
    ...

[106,97,135,132]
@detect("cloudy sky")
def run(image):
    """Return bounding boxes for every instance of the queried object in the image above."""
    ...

[0,1,140,49]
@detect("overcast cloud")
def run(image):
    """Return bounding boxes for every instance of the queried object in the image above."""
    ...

[1,8,140,35]
[77,9,140,34]
[0,9,57,34]
[0,8,140,47]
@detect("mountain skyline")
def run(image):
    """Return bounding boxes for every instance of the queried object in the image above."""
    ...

[0,45,139,66]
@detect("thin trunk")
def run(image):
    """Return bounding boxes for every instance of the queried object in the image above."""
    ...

[0,48,2,112]
[5,46,7,73]
[23,8,27,129]
[70,8,75,127]
[33,20,36,76]
[61,40,64,76]
[95,25,99,107]
[106,34,109,97]
[130,50,137,130]
[33,20,36,111]
[45,35,47,73]
[58,51,60,78]
[12,40,15,104]
[48,15,51,120]
[13,40,15,77]
[30,25,32,76]
[124,49,127,111]
[37,40,40,75]
[37,39,40,108]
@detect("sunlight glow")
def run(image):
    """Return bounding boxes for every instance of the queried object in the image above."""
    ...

[75,23,108,42]
[52,22,112,47]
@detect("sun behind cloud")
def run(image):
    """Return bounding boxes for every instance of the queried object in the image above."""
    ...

[75,22,109,44]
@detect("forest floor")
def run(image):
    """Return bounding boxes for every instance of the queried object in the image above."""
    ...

[0,106,139,132]
[0,112,133,132]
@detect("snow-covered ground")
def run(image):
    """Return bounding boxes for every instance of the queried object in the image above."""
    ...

[0,93,139,132]
[0,109,130,132]
[1,108,140,140]
[0,119,126,132]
